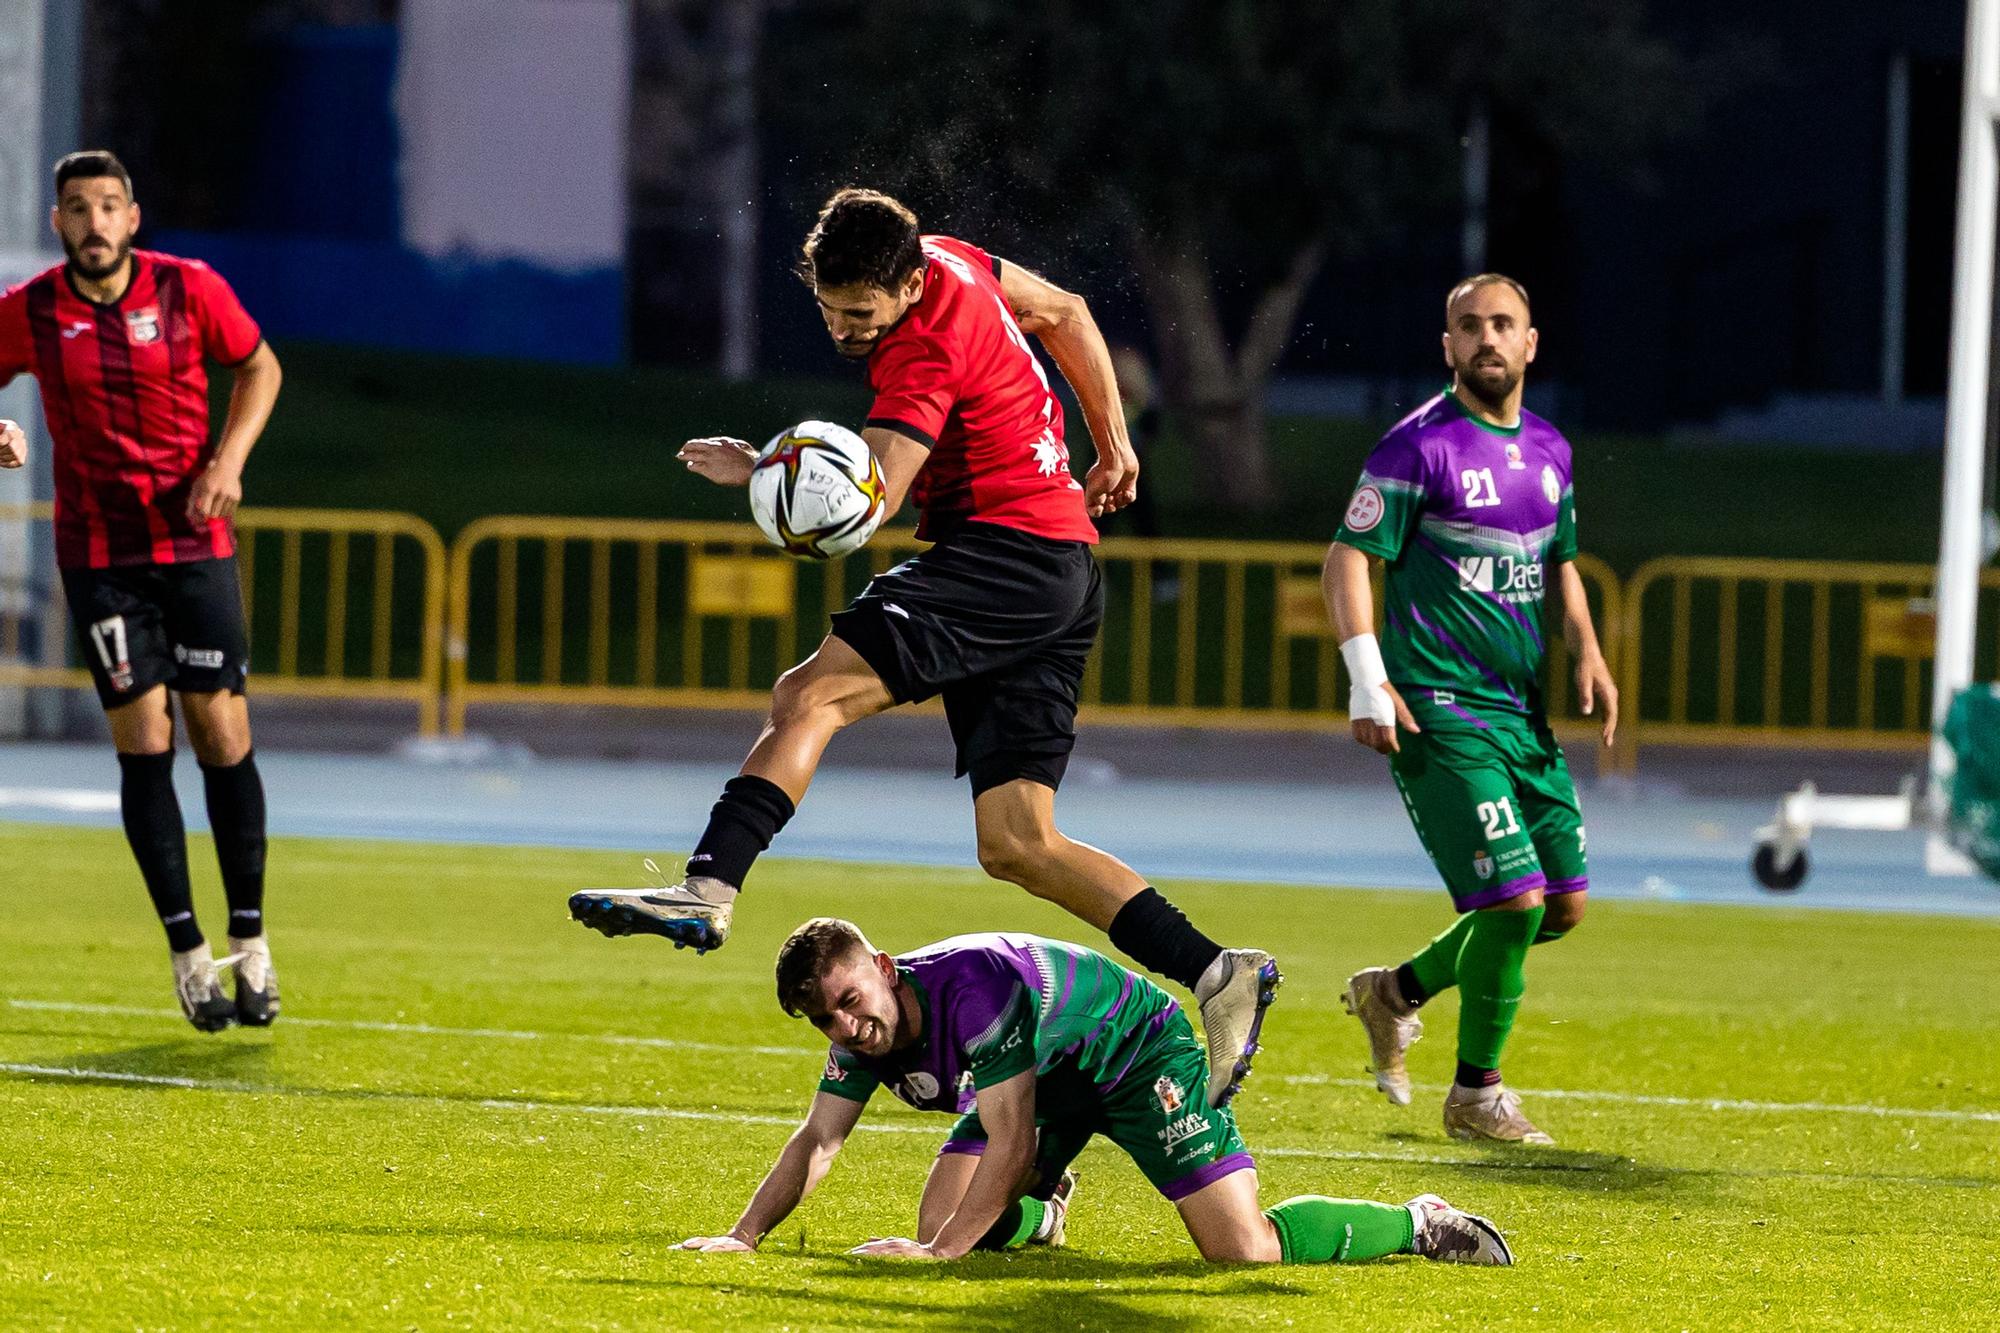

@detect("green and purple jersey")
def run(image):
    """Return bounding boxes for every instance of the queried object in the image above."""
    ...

[1335,390,1577,730]
[816,933,1181,1119]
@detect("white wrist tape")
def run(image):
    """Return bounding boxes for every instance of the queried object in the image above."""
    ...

[1341,633,1398,727]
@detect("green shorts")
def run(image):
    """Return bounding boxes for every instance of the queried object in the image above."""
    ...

[940,1009,1252,1201]
[1388,716,1588,910]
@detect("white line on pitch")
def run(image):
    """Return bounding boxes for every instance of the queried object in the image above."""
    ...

[6,998,811,1058]
[3,1063,1990,1190]
[12,997,2000,1127]
[1278,1072,2000,1123]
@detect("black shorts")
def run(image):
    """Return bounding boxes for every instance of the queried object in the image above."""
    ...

[61,557,251,710]
[830,521,1103,795]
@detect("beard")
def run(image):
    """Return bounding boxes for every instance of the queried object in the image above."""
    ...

[64,233,131,281]
[1456,355,1521,408]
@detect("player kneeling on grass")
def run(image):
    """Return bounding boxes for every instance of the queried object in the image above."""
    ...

[676,919,1511,1266]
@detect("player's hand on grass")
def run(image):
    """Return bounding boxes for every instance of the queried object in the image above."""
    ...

[1351,681,1419,756]
[678,436,758,487]
[847,1236,942,1259]
[0,419,24,469]
[675,1233,757,1253]
[1082,443,1139,518]
[1576,651,1619,748]
[186,462,242,521]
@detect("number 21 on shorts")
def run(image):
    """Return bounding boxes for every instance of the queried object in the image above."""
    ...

[1478,797,1520,839]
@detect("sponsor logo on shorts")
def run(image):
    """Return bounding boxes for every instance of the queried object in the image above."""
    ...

[1158,1110,1212,1153]
[884,603,910,619]
[1154,1075,1185,1114]
[173,644,226,670]
[1343,485,1385,533]
[1473,850,1494,880]
[1431,690,1455,706]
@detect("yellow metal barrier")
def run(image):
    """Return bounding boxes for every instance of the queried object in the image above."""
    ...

[1615,555,1989,755]
[444,516,1624,746]
[0,503,448,734]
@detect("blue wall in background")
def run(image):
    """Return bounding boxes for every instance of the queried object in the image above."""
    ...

[154,23,625,367]
[148,230,625,366]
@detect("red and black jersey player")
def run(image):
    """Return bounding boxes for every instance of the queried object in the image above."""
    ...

[570,189,1280,1108]
[0,151,283,1032]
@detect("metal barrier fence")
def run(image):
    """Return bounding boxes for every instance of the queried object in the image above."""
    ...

[10,503,1968,768]
[1617,556,1973,754]
[444,516,1625,746]
[0,504,448,734]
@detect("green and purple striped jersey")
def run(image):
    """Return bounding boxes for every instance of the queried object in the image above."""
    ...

[1335,390,1577,730]
[816,933,1180,1117]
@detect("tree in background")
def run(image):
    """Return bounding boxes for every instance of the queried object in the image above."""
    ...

[769,0,1738,510]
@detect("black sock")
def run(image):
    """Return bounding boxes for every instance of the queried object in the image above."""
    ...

[118,751,201,953]
[1107,888,1224,992]
[686,775,796,890]
[1394,962,1430,1007]
[201,750,267,939]
[1455,1060,1502,1089]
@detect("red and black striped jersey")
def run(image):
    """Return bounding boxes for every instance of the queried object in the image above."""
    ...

[0,250,263,569]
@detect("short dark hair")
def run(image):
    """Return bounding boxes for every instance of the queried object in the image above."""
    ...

[54,150,133,200]
[797,188,923,292]
[1446,272,1530,321]
[775,917,877,1017]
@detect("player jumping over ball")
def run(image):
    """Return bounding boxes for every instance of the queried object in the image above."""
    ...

[0,151,283,1031]
[674,918,1512,1266]
[570,189,1278,1107]
[1324,274,1617,1144]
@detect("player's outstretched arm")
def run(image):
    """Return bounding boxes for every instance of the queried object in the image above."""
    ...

[678,436,758,486]
[854,1072,1036,1260]
[1324,541,1418,754]
[1555,560,1618,747]
[189,341,281,522]
[0,419,25,469]
[679,1091,865,1252]
[995,259,1136,518]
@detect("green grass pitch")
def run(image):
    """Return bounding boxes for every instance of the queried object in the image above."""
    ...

[2,820,1996,1330]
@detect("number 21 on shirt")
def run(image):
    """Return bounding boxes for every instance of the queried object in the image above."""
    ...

[1461,467,1500,509]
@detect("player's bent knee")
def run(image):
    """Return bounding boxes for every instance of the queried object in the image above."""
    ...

[1544,891,1587,934]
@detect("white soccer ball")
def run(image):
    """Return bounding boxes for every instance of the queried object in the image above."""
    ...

[747,420,887,560]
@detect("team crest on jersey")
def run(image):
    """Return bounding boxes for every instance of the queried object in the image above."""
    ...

[1541,464,1561,505]
[1473,849,1495,880]
[1505,441,1526,470]
[125,307,162,345]
[1344,485,1384,532]
[1154,1075,1185,1114]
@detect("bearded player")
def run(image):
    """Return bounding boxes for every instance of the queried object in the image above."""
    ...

[570,188,1278,1107]
[674,917,1512,1267]
[0,151,282,1031]
[1324,274,1616,1144]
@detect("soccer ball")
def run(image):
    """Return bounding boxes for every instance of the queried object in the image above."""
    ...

[747,421,888,560]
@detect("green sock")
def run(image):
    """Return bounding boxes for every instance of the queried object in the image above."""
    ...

[973,1196,1048,1251]
[1454,905,1544,1071]
[1404,908,1569,1001]
[1405,913,1478,999]
[1264,1196,1415,1263]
